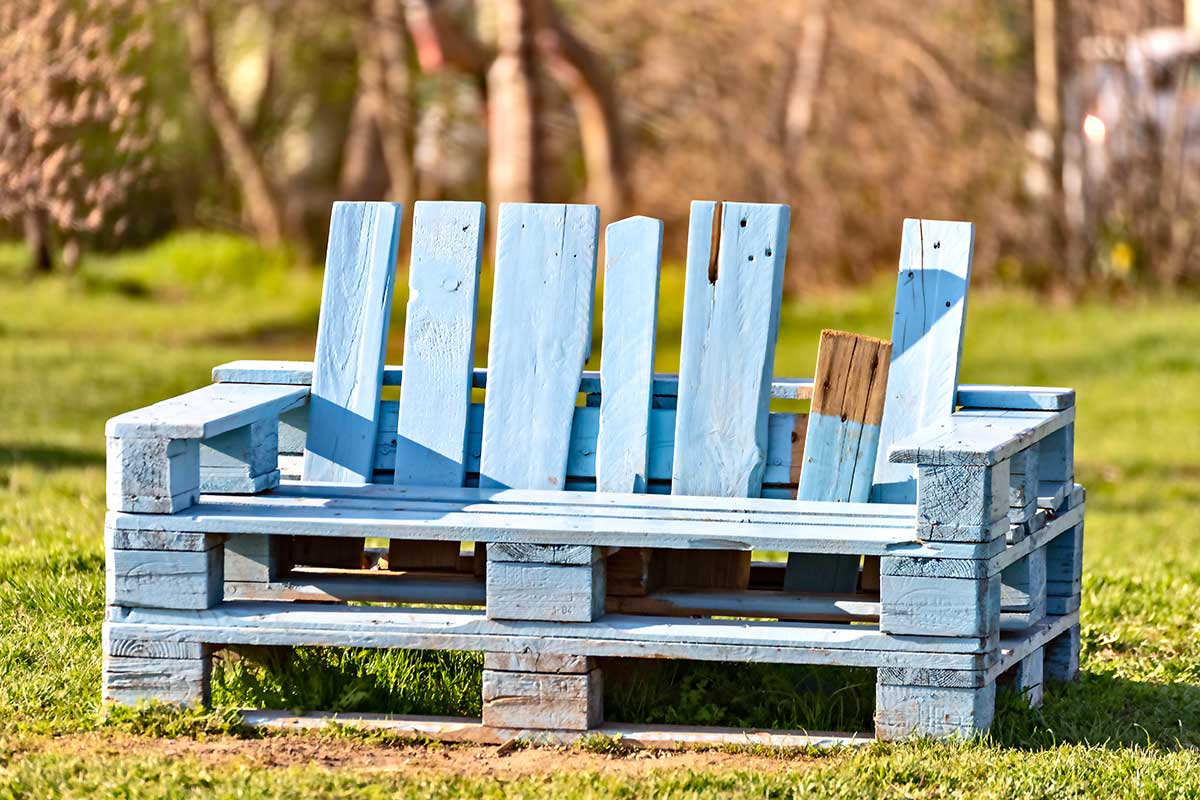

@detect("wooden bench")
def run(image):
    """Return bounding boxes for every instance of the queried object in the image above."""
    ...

[102,200,1084,743]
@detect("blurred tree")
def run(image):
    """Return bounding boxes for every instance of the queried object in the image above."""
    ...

[0,0,153,272]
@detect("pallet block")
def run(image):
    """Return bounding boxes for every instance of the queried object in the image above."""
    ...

[482,653,602,731]
[103,636,213,708]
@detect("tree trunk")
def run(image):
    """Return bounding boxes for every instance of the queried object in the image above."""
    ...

[775,0,832,200]
[182,4,288,247]
[1033,0,1073,281]
[487,0,542,206]
[339,90,390,200]
[367,0,417,209]
[536,1,627,218]
[24,208,53,274]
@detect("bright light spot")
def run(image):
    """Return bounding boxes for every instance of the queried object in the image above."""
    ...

[1083,114,1107,144]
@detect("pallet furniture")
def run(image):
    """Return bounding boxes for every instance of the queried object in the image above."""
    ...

[103,200,1084,743]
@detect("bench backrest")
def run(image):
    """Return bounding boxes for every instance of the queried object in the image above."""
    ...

[300,202,974,514]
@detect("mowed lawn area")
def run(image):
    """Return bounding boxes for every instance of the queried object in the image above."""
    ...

[1,234,1199,796]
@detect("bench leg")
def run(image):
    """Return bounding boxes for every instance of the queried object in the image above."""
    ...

[102,633,213,708]
[1044,623,1081,683]
[482,653,602,732]
[875,668,996,740]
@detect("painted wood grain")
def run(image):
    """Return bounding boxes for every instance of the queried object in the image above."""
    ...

[888,408,1074,468]
[107,436,199,514]
[872,219,975,504]
[103,654,211,708]
[478,203,599,491]
[486,560,605,622]
[107,547,223,610]
[484,652,593,673]
[916,461,1011,542]
[597,215,662,494]
[669,201,789,589]
[106,383,308,440]
[874,683,995,740]
[785,330,891,593]
[878,573,1000,638]
[303,201,401,483]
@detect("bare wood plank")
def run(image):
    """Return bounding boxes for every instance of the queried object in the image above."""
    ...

[785,330,891,593]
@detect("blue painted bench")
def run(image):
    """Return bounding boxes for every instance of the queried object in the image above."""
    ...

[102,201,1083,744]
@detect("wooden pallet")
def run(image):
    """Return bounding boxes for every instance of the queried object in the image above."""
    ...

[103,201,1084,744]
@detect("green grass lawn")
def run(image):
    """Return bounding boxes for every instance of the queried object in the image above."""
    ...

[1,234,1199,796]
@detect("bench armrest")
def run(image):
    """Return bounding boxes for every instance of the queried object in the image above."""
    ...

[886,407,1074,467]
[107,383,309,514]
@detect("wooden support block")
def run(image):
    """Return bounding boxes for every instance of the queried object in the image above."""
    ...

[917,460,1010,542]
[875,682,995,740]
[486,545,605,622]
[1045,521,1084,599]
[879,573,1000,638]
[106,436,199,513]
[107,541,223,610]
[1001,646,1044,708]
[224,534,291,583]
[1044,623,1080,682]
[102,634,213,708]
[1038,423,1074,486]
[200,419,279,494]
[662,550,750,591]
[785,330,891,594]
[289,537,366,570]
[1007,444,1039,525]
[606,547,664,597]
[388,540,462,571]
[860,555,881,593]
[1001,545,1047,615]
[106,528,225,552]
[482,668,602,731]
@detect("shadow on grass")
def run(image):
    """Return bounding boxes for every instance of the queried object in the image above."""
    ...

[0,443,104,471]
[995,672,1200,751]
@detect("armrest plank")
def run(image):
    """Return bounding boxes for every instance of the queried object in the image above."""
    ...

[107,384,309,439]
[887,407,1075,467]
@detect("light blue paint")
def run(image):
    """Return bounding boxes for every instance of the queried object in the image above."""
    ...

[479,203,599,491]
[303,202,402,483]
[597,216,662,494]
[671,201,790,498]
[871,219,975,503]
[394,201,485,487]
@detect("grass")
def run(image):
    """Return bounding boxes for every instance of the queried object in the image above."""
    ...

[1,232,1200,794]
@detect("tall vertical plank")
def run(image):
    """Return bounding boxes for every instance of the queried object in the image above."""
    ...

[871,219,975,504]
[301,201,402,566]
[597,216,664,597]
[596,216,663,494]
[784,330,892,593]
[668,201,790,588]
[479,203,600,490]
[389,201,485,570]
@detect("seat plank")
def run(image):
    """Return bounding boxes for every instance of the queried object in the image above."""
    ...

[669,201,789,588]
[871,219,975,503]
[300,201,402,567]
[479,203,600,491]
[106,384,309,440]
[389,201,485,570]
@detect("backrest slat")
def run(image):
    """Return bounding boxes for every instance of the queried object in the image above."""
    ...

[871,218,975,503]
[479,203,600,490]
[303,201,402,483]
[596,216,663,494]
[393,201,485,486]
[668,200,789,588]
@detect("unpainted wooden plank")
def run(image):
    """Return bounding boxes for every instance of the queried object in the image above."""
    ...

[669,201,789,589]
[479,203,599,491]
[871,219,974,504]
[785,330,891,593]
[482,668,602,730]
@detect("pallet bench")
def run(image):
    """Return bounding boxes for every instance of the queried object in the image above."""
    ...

[103,200,1084,743]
